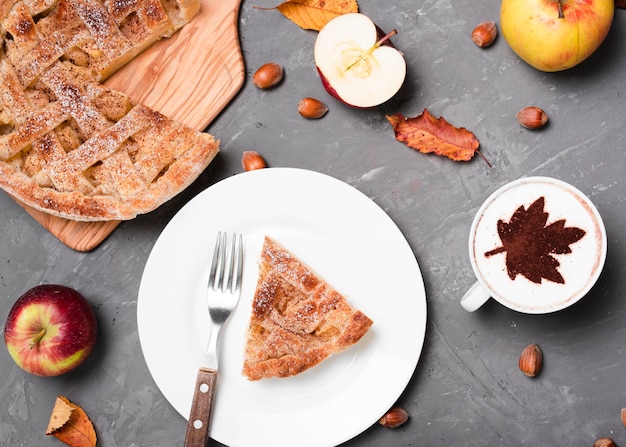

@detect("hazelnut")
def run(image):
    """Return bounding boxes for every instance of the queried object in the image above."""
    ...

[471,21,497,48]
[594,438,617,447]
[519,343,543,377]
[252,62,283,89]
[298,97,328,119]
[516,106,548,129]
[378,406,409,429]
[241,151,267,171]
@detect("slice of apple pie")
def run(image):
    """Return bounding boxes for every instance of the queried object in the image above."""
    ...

[243,236,373,381]
[0,0,219,221]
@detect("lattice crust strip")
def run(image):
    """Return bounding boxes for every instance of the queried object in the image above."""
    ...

[0,0,220,221]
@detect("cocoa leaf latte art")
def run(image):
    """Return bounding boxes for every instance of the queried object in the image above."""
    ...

[484,197,586,284]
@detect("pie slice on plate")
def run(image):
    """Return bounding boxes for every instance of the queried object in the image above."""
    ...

[243,236,374,381]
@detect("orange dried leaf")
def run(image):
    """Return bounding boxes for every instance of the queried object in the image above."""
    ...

[46,396,97,447]
[386,109,483,163]
[258,0,358,31]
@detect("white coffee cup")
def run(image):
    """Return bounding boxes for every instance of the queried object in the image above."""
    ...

[461,177,607,313]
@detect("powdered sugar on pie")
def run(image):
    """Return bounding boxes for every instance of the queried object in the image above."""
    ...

[0,0,218,221]
[243,236,373,381]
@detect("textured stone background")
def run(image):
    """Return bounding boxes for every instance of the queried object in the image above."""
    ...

[2,0,626,445]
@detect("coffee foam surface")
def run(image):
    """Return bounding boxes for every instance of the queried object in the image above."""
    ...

[471,178,605,313]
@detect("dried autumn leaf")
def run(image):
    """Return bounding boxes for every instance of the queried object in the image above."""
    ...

[46,396,97,447]
[485,197,586,284]
[386,109,487,164]
[257,0,359,31]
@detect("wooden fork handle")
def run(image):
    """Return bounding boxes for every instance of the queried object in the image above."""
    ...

[184,367,217,447]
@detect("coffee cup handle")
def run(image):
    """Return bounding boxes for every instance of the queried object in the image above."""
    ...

[460,281,491,312]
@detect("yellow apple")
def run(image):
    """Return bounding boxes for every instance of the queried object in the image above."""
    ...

[500,0,614,72]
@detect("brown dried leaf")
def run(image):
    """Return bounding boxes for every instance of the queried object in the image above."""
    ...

[258,0,358,31]
[386,109,482,162]
[46,396,97,447]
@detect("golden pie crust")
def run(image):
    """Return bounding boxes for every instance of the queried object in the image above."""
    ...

[0,0,219,221]
[243,236,373,381]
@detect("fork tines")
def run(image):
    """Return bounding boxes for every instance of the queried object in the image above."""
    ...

[209,232,243,294]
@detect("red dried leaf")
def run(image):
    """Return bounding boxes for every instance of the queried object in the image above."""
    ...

[386,109,485,163]
[484,197,586,284]
[46,396,97,447]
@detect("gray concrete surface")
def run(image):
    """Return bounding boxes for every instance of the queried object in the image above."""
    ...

[2,0,626,445]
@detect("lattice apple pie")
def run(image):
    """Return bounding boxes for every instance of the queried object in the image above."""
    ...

[0,0,219,221]
[243,236,373,381]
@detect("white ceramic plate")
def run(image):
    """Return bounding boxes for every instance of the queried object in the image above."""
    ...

[137,168,427,447]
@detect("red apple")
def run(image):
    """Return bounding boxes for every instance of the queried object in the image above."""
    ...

[500,0,614,72]
[314,13,406,108]
[4,284,97,376]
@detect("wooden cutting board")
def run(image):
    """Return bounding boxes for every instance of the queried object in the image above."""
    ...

[15,0,245,252]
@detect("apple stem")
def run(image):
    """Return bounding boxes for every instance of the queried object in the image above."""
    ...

[30,328,47,349]
[376,29,398,48]
[557,0,564,18]
[345,29,398,73]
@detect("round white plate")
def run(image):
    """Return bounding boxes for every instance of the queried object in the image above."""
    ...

[137,168,427,447]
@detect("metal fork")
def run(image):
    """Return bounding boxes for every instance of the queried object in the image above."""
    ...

[184,232,243,447]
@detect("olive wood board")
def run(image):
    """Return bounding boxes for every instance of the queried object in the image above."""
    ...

[13,0,245,252]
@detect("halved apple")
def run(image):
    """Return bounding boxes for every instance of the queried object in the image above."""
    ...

[314,13,406,108]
